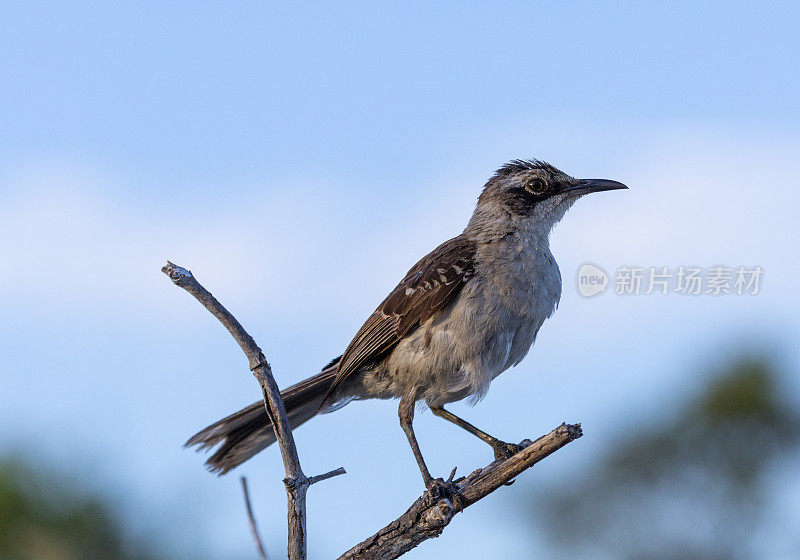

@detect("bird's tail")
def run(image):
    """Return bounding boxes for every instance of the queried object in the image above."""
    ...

[185,359,339,474]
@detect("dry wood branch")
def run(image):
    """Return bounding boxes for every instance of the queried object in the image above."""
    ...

[162,261,344,560]
[338,423,582,560]
[241,477,269,560]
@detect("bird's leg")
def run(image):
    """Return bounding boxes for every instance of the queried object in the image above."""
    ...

[430,406,523,461]
[398,392,435,489]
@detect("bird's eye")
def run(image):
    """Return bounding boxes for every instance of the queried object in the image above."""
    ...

[525,178,548,195]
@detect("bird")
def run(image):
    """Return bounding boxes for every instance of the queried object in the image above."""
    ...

[186,159,627,487]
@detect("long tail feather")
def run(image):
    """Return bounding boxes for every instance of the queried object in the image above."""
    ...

[186,360,339,475]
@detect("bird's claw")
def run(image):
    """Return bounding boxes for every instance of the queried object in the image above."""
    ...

[424,476,464,513]
[424,477,449,497]
[492,440,523,461]
[492,440,533,485]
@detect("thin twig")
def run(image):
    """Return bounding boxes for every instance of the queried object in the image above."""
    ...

[337,423,583,560]
[162,261,344,560]
[308,467,347,486]
[241,477,269,560]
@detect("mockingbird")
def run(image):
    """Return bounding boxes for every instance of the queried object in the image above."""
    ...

[187,159,626,487]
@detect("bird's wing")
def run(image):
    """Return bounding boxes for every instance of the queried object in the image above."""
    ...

[325,235,477,401]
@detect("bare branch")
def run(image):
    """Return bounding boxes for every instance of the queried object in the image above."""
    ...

[160,261,266,371]
[241,477,269,560]
[337,423,582,560]
[162,261,344,560]
[308,467,347,486]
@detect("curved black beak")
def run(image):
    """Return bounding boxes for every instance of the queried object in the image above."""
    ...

[561,178,628,196]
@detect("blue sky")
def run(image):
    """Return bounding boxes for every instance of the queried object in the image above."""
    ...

[2,3,799,559]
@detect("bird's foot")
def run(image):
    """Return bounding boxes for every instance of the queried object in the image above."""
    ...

[492,440,523,461]
[424,473,463,516]
[425,477,448,495]
[424,466,460,494]
[491,438,534,461]
[490,439,533,485]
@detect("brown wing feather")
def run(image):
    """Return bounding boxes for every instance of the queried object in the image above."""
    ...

[325,235,476,401]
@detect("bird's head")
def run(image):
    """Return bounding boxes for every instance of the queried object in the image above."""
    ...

[467,159,627,239]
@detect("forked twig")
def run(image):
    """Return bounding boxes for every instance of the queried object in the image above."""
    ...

[162,261,345,560]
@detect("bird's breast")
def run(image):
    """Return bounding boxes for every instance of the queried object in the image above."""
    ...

[474,234,562,371]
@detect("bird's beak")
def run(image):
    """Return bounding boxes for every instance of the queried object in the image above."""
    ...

[561,178,628,197]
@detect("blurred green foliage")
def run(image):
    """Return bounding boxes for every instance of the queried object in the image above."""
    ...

[533,358,800,560]
[0,460,157,560]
